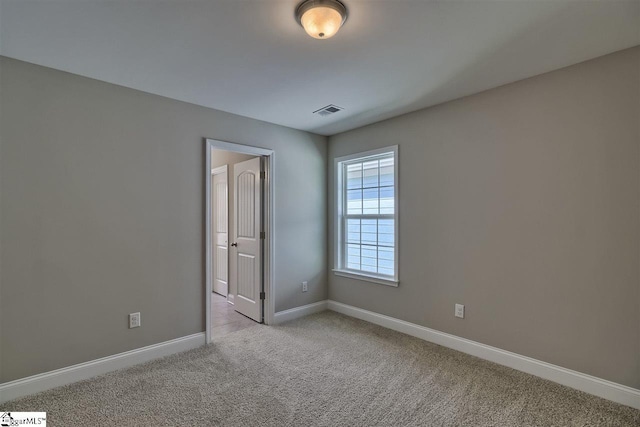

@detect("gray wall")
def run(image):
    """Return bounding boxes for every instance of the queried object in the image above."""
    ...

[328,47,640,388]
[210,149,256,299]
[0,57,327,382]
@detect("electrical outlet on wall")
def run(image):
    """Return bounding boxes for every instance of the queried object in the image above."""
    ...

[455,304,465,319]
[129,312,141,328]
[302,281,308,292]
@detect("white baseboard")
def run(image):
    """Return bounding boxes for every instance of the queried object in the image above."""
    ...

[4,303,638,410]
[273,300,328,324]
[0,332,206,404]
[327,300,640,410]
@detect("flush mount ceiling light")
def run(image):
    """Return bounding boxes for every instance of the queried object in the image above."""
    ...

[295,0,348,40]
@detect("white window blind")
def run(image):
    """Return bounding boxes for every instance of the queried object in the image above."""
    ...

[335,147,398,285]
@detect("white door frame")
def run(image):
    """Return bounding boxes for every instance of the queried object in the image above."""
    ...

[205,138,275,344]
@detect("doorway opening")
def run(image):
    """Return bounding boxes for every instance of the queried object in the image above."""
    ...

[205,139,275,344]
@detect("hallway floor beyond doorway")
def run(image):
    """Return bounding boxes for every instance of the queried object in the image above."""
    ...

[211,292,259,338]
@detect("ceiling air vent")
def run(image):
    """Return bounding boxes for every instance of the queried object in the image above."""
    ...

[313,104,344,117]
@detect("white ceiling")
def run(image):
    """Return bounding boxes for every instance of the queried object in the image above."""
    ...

[1,0,638,136]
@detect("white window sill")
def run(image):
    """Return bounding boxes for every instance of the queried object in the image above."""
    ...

[332,269,399,287]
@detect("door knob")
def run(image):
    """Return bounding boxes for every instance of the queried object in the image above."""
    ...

[231,242,238,247]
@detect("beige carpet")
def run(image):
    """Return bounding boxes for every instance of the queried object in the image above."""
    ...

[6,312,640,426]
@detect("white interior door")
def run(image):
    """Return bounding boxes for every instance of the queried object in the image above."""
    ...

[212,167,229,296]
[231,157,262,322]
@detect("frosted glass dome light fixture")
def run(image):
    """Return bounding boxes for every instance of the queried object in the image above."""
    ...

[295,0,348,40]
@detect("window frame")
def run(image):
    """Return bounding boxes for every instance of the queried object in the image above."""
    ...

[333,145,399,287]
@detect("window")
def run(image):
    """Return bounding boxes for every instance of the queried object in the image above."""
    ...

[334,146,398,286]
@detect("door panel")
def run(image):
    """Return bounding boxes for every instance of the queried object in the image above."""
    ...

[212,171,228,296]
[237,253,256,301]
[237,172,256,238]
[232,157,262,322]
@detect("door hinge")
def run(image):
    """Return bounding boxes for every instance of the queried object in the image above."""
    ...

[260,171,266,180]
[260,291,266,300]
[260,231,265,239]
